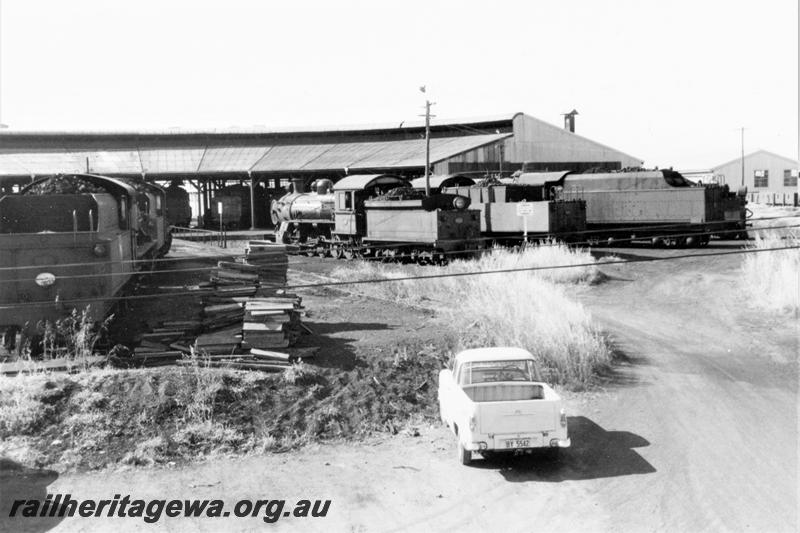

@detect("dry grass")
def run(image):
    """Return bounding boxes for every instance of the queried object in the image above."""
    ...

[331,243,611,388]
[741,230,800,313]
[0,348,447,471]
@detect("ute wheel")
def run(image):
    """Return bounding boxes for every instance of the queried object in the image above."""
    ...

[458,442,472,466]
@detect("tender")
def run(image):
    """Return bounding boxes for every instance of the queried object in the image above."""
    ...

[438,347,570,465]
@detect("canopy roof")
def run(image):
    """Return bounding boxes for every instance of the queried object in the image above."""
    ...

[0,133,511,178]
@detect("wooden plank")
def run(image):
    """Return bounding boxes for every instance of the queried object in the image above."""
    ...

[249,348,291,361]
[1,355,107,376]
[215,269,260,282]
[132,351,183,360]
[240,338,290,349]
[176,360,288,372]
[161,320,203,328]
[243,322,286,333]
[203,303,243,314]
[246,310,287,317]
[217,261,280,273]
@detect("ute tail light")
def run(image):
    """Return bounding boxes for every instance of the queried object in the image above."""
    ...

[560,408,567,428]
[469,414,477,431]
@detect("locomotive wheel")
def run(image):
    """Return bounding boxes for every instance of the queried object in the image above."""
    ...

[333,246,344,259]
[316,245,328,258]
[417,251,432,265]
[343,247,355,260]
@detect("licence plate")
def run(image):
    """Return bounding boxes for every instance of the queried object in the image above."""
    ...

[503,439,530,449]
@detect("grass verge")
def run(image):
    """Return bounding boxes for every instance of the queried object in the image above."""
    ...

[331,243,611,388]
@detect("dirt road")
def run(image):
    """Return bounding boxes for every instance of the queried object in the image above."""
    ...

[3,243,797,532]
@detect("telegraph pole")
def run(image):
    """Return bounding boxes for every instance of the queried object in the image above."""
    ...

[419,86,435,196]
[740,127,745,186]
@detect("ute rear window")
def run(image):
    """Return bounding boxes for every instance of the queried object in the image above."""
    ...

[457,359,542,386]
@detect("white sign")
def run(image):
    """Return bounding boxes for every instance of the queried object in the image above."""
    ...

[516,202,534,216]
[217,201,223,215]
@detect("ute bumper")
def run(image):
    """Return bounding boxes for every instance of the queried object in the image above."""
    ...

[464,430,570,452]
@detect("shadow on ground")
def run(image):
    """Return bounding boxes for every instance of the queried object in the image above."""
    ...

[0,458,63,533]
[297,321,394,370]
[473,416,655,483]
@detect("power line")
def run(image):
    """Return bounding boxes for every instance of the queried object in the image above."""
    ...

[0,243,796,311]
[0,217,797,278]
[0,212,795,274]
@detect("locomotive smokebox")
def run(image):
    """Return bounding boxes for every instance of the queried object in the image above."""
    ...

[270,192,335,225]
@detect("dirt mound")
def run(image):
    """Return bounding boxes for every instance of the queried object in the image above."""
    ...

[0,345,446,471]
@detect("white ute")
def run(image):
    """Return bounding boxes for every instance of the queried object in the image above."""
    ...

[438,347,570,465]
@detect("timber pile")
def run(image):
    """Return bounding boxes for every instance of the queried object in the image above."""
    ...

[129,242,317,371]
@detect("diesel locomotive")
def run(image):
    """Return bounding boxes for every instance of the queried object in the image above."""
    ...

[0,173,172,348]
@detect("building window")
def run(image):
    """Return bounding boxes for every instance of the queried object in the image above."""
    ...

[753,169,768,188]
[784,169,798,187]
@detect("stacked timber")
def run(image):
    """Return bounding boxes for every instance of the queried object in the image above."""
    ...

[129,241,318,371]
[244,241,291,291]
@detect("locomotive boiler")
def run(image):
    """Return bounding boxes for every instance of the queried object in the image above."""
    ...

[270,179,335,242]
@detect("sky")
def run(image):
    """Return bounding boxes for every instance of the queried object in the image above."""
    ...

[0,0,796,169]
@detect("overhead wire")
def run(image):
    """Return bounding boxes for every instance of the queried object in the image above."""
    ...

[0,243,797,311]
[0,212,795,274]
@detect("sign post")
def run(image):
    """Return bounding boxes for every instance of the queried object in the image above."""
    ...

[516,202,534,243]
[217,201,226,248]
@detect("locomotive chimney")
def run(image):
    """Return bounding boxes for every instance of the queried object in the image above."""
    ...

[562,109,579,133]
[291,177,306,193]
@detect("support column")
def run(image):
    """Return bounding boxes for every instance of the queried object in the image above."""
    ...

[248,171,256,230]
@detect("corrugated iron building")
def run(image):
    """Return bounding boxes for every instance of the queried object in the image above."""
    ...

[0,112,640,184]
[711,150,798,203]
[0,112,641,220]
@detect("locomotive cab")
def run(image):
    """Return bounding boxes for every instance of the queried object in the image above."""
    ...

[331,174,407,238]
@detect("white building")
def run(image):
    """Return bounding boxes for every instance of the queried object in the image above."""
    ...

[712,150,798,203]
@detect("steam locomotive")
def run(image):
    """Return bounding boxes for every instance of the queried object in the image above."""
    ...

[0,174,172,349]
[271,174,481,264]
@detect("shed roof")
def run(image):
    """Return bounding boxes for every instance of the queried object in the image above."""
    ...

[712,149,799,171]
[0,133,510,178]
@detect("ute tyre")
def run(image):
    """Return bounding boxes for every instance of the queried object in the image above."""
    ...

[458,443,472,466]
